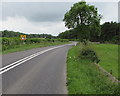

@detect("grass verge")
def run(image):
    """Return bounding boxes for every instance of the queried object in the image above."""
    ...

[91,44,118,80]
[67,44,119,94]
[2,42,69,54]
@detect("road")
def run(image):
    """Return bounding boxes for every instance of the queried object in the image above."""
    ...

[1,43,74,94]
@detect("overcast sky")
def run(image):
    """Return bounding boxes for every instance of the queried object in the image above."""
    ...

[0,1,119,36]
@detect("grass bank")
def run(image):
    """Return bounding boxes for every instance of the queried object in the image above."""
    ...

[2,41,69,54]
[91,44,118,80]
[67,44,119,94]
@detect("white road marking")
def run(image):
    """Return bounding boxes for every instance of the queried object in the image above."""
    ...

[0,44,73,74]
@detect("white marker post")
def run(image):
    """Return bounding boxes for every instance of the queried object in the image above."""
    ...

[75,42,76,46]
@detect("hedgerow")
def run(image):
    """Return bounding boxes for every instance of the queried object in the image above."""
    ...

[2,37,69,51]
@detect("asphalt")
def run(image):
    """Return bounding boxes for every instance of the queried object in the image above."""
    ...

[2,44,73,94]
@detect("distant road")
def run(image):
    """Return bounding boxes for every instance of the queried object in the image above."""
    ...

[2,43,74,94]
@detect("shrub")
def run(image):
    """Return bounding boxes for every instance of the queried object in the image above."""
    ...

[79,48,100,64]
[2,37,69,51]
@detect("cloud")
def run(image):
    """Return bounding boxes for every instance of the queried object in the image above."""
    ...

[0,2,118,36]
[1,2,73,35]
[88,2,118,23]
[0,16,67,36]
[2,2,73,22]
[2,2,118,24]
[119,1,120,22]
[2,0,120,2]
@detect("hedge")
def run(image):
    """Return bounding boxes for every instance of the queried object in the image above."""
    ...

[1,37,69,51]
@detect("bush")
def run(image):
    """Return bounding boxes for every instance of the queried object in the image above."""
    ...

[79,48,100,64]
[2,37,69,51]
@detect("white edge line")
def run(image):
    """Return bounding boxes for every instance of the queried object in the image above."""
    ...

[0,54,37,71]
[0,44,73,74]
[0,45,61,71]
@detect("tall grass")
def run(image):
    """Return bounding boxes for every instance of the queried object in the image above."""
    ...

[2,37,69,51]
[1,37,69,54]
[67,44,119,94]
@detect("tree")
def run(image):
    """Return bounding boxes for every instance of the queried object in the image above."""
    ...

[100,22,119,44]
[1,30,56,39]
[63,1,101,42]
[58,29,77,39]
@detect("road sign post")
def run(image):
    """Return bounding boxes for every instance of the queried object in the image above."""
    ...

[20,35,26,40]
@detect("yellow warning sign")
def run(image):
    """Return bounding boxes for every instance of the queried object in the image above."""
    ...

[20,35,26,40]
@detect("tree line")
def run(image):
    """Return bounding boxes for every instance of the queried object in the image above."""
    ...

[0,21,119,44]
[58,21,120,44]
[59,1,119,44]
[1,0,119,44]
[0,30,56,39]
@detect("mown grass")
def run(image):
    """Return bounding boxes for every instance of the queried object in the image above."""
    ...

[91,44,118,80]
[2,41,69,54]
[67,44,119,94]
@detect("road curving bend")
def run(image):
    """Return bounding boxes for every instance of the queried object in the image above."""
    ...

[2,43,74,94]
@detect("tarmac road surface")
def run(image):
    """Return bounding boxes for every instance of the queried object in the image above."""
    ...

[1,43,74,94]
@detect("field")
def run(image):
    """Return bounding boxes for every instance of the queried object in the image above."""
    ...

[91,44,118,79]
[0,37,69,54]
[67,44,119,94]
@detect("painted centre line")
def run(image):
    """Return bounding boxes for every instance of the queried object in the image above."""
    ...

[0,44,73,74]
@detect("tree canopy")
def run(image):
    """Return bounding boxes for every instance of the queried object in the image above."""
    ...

[58,21,119,44]
[100,22,119,44]
[63,1,101,41]
[58,29,77,39]
[0,30,56,39]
